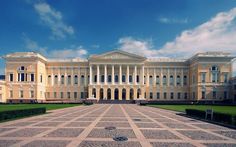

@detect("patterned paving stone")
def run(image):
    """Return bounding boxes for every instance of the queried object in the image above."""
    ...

[34,121,63,127]
[0,128,16,134]
[65,122,92,127]
[177,130,225,140]
[87,128,136,138]
[23,140,71,147]
[0,140,21,147]
[192,123,229,130]
[2,128,48,137]
[6,121,37,127]
[135,122,162,128]
[96,122,130,127]
[151,142,196,147]
[100,118,127,121]
[75,117,96,121]
[164,123,194,129]
[132,118,153,122]
[50,117,75,121]
[141,130,180,139]
[154,118,172,123]
[44,128,84,137]
[203,143,236,147]
[213,130,236,139]
[78,141,142,147]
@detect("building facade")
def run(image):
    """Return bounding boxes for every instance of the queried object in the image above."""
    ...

[0,50,235,103]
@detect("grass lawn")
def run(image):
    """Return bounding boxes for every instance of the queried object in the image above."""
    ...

[0,104,82,112]
[148,105,236,116]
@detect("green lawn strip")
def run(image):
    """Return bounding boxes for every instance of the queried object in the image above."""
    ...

[147,105,236,116]
[0,104,81,112]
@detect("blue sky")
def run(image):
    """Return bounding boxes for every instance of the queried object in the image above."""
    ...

[0,0,236,75]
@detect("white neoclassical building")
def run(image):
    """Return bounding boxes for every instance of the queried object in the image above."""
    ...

[0,50,235,103]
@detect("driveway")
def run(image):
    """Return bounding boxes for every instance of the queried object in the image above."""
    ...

[0,104,235,147]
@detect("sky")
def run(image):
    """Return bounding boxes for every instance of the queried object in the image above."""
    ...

[0,0,236,75]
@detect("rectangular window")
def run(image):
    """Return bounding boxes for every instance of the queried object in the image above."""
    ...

[224,91,228,99]
[201,73,206,83]
[67,92,70,98]
[178,92,181,99]
[54,75,58,85]
[40,75,43,83]
[170,92,174,99]
[46,92,50,98]
[94,75,97,83]
[192,92,195,99]
[30,90,34,98]
[60,92,63,98]
[9,73,13,82]
[149,76,153,85]
[184,93,188,99]
[74,75,78,84]
[108,75,112,83]
[67,75,71,85]
[48,75,51,85]
[101,75,105,83]
[224,73,228,83]
[10,90,13,98]
[31,74,34,82]
[20,90,23,98]
[21,73,25,82]
[156,92,160,99]
[129,75,132,83]
[81,92,84,99]
[164,92,167,99]
[136,75,139,83]
[150,92,153,99]
[156,76,160,85]
[54,92,57,98]
[183,76,187,85]
[202,91,205,99]
[213,91,216,99]
[122,75,126,83]
[61,75,64,85]
[74,92,77,99]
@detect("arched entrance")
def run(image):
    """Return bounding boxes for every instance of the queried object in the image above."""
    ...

[130,88,134,100]
[122,88,126,100]
[107,88,111,100]
[137,88,141,99]
[92,88,96,98]
[114,88,119,100]
[100,88,104,99]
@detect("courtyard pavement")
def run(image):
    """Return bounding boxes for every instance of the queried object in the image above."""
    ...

[0,104,235,147]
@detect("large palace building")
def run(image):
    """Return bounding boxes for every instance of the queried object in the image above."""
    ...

[0,50,235,103]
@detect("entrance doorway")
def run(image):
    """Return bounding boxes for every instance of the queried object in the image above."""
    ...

[130,88,134,100]
[92,88,96,98]
[114,88,119,100]
[100,88,104,99]
[107,88,111,100]
[122,89,126,100]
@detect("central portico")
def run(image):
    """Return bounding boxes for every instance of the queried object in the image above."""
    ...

[88,50,146,100]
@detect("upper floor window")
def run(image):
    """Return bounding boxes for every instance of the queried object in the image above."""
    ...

[20,66,25,71]
[176,75,181,85]
[211,65,219,83]
[163,75,167,85]
[61,75,65,85]
[156,76,160,85]
[108,75,112,83]
[81,75,85,85]
[129,75,133,83]
[67,75,71,85]
[9,73,13,82]
[192,75,196,84]
[149,76,153,85]
[136,75,139,83]
[170,75,174,86]
[224,73,228,83]
[183,75,187,85]
[122,75,126,83]
[115,75,119,83]
[74,75,78,84]
[94,75,97,83]
[31,74,34,82]
[48,75,51,85]
[54,75,58,85]
[201,73,206,83]
[101,75,105,83]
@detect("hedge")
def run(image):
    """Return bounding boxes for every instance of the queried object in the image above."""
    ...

[185,109,235,126]
[0,107,46,121]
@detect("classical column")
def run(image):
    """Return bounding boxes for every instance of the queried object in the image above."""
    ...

[160,68,162,86]
[64,70,67,86]
[112,65,114,85]
[126,65,129,84]
[104,65,107,84]
[71,67,74,86]
[97,65,100,84]
[141,66,144,85]
[167,68,170,86]
[119,65,122,84]
[51,70,54,86]
[146,68,149,86]
[89,65,92,84]
[174,68,177,86]
[134,66,137,85]
[153,68,156,86]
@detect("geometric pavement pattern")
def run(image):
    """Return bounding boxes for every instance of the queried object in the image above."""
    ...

[0,104,235,147]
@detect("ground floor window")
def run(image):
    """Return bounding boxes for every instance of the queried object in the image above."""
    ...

[74,92,77,99]
[184,93,188,99]
[150,92,153,99]
[170,92,174,99]
[178,92,181,99]
[81,92,84,99]
[164,92,167,99]
[60,92,63,98]
[156,92,160,99]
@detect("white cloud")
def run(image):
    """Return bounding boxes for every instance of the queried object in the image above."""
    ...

[158,17,189,24]
[23,36,88,59]
[34,2,74,39]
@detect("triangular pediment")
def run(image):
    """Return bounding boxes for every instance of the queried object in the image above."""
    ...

[89,50,146,61]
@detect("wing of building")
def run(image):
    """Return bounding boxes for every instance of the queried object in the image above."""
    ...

[0,50,235,103]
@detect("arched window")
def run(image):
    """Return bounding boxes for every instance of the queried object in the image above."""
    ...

[48,75,51,85]
[61,75,65,85]
[136,75,139,83]
[92,88,96,98]
[149,76,153,85]
[74,75,78,84]
[108,75,112,83]
[94,75,97,82]
[107,88,111,100]
[54,75,58,85]
[115,75,119,83]
[156,75,160,85]
[67,75,71,85]
[163,75,167,85]
[183,75,187,85]
[81,75,85,85]
[122,75,126,83]
[129,75,133,83]
[211,66,219,83]
[137,88,141,99]
[176,75,181,85]
[170,75,174,85]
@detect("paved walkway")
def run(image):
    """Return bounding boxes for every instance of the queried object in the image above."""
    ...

[0,104,235,147]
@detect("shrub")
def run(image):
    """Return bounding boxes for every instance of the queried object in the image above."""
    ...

[185,109,205,119]
[213,112,232,125]
[0,107,46,121]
